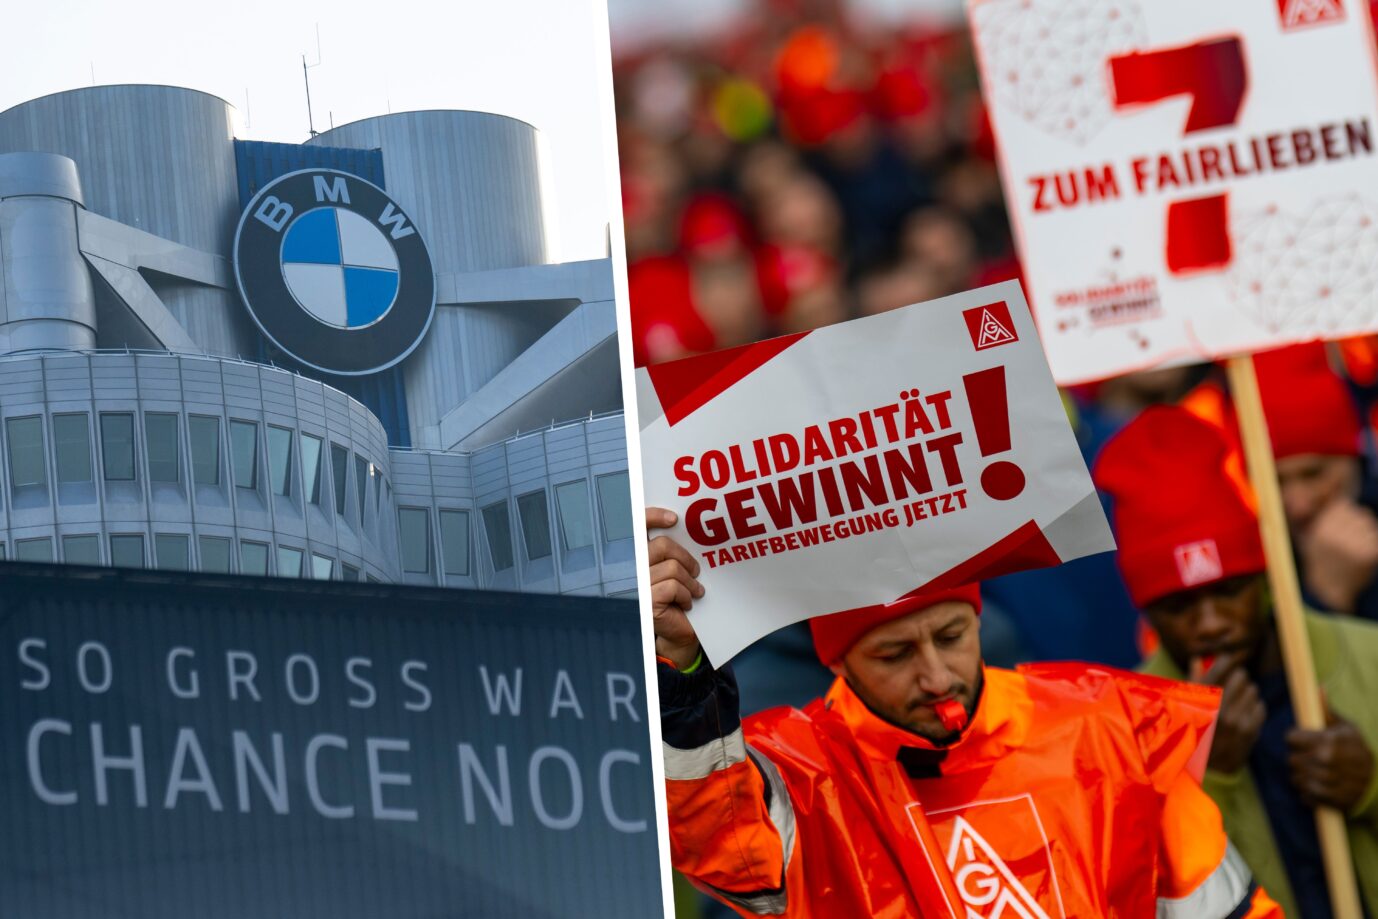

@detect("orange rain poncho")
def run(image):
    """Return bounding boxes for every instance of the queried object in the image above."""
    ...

[662,661,1281,917]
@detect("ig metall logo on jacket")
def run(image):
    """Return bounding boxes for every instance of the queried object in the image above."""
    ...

[234,169,436,376]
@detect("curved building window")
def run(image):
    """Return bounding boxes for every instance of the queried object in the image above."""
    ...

[15,537,53,562]
[189,416,221,486]
[62,534,100,565]
[354,454,369,522]
[482,502,515,573]
[399,507,431,574]
[53,414,93,483]
[277,545,304,578]
[301,434,323,505]
[311,554,334,580]
[155,533,190,571]
[267,426,293,497]
[555,480,595,551]
[199,536,231,573]
[7,416,47,488]
[110,534,145,569]
[330,444,349,517]
[517,491,553,561]
[240,540,269,576]
[440,509,471,576]
[230,420,258,489]
[145,413,180,484]
[100,413,136,482]
[597,471,633,542]
[342,562,360,582]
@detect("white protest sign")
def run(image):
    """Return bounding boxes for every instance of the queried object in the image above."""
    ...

[969,0,1378,384]
[636,281,1115,664]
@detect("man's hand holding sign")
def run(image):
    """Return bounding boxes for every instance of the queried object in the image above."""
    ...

[637,280,1114,665]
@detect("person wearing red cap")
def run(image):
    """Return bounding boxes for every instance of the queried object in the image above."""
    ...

[1096,404,1378,917]
[1256,343,1378,620]
[647,504,1282,917]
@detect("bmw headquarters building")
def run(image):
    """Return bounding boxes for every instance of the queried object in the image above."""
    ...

[0,84,632,595]
[0,86,659,918]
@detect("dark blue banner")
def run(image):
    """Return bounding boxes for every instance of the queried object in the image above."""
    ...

[0,564,660,918]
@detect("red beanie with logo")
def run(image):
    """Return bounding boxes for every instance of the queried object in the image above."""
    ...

[1255,343,1361,459]
[810,583,982,665]
[1093,405,1265,608]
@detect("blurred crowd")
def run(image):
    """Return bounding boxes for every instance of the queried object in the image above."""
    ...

[617,0,1017,369]
[616,3,1378,915]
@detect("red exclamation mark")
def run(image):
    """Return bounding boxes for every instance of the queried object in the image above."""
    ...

[963,366,1025,501]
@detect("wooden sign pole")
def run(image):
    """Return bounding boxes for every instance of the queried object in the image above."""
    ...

[1225,354,1363,917]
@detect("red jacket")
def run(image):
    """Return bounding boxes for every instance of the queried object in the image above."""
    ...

[661,661,1282,917]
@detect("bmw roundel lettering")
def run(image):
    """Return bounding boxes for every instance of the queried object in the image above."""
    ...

[234,169,436,376]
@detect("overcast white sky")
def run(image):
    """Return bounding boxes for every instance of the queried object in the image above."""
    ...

[0,0,616,262]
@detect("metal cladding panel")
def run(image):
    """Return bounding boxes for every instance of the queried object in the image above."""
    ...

[0,86,252,357]
[310,112,550,274]
[0,564,660,919]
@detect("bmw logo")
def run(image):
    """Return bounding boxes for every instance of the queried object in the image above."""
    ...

[234,169,436,376]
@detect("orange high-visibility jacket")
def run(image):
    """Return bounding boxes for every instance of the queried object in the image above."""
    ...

[661,661,1282,917]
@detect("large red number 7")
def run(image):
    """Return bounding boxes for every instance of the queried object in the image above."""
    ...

[1109,38,1248,274]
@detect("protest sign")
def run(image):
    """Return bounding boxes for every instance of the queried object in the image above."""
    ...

[636,281,1115,664]
[969,0,1378,384]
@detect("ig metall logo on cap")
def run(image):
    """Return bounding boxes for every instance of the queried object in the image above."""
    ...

[234,169,436,376]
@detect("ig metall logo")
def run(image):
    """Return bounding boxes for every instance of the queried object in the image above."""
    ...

[234,169,435,376]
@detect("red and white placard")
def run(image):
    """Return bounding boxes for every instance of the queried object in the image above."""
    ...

[970,0,1378,383]
[636,281,1114,664]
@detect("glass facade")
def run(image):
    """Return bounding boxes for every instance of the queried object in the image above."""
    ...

[62,534,100,565]
[240,540,269,576]
[199,536,232,573]
[555,481,594,550]
[331,444,349,516]
[598,472,634,542]
[517,491,553,561]
[110,534,145,569]
[145,413,180,483]
[101,414,136,481]
[302,434,323,505]
[7,416,47,488]
[355,455,369,521]
[15,537,53,562]
[399,507,430,574]
[268,426,292,497]
[230,421,257,489]
[53,414,93,484]
[189,416,220,486]
[277,545,304,577]
[482,502,515,572]
[440,509,470,576]
[155,533,190,571]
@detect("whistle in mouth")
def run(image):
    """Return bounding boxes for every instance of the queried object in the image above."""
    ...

[936,699,968,732]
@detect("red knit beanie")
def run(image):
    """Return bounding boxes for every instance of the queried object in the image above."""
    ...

[1256,343,1361,459]
[1093,406,1265,608]
[810,583,982,665]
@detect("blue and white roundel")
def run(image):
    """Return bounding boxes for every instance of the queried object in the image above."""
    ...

[280,208,400,329]
[235,169,435,376]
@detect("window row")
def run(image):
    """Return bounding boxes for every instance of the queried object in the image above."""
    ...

[3,413,384,523]
[396,471,633,576]
[0,533,366,581]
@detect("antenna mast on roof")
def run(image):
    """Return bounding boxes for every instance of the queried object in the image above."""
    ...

[302,23,323,138]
